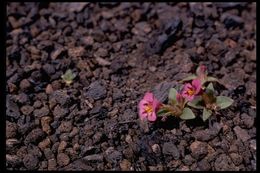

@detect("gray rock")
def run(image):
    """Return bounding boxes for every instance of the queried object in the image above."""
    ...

[85,81,107,100]
[23,154,39,170]
[233,126,251,142]
[190,141,208,160]
[84,154,103,162]
[214,154,238,171]
[162,142,180,159]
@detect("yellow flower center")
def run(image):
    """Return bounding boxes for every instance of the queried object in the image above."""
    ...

[187,89,195,96]
[145,104,153,113]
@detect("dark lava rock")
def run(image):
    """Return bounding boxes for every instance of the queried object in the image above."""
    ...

[214,154,238,171]
[47,158,57,170]
[233,126,251,142]
[105,147,123,164]
[57,153,70,166]
[53,105,68,120]
[240,113,254,129]
[183,155,195,166]
[33,106,50,118]
[162,142,180,159]
[197,159,211,171]
[19,79,31,91]
[206,38,227,56]
[221,13,244,29]
[6,95,20,119]
[61,159,93,170]
[24,128,45,145]
[193,122,222,141]
[23,154,39,170]
[83,154,103,162]
[42,64,55,75]
[190,141,208,160]
[6,121,17,138]
[44,148,55,160]
[85,81,107,100]
[50,90,71,107]
[6,154,22,167]
[20,105,34,116]
[58,121,73,133]
[230,153,243,166]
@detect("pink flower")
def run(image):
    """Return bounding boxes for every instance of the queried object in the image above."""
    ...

[138,92,161,122]
[181,79,202,101]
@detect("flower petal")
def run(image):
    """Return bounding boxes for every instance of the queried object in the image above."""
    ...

[192,79,201,94]
[148,112,157,122]
[143,92,154,102]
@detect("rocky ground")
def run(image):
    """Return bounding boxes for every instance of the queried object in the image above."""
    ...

[6,2,256,171]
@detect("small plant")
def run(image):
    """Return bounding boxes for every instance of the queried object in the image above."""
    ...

[61,69,76,85]
[138,65,233,122]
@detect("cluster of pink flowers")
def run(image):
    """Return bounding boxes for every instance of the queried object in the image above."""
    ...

[139,79,202,122]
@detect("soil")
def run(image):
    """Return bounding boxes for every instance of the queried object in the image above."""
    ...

[6,2,256,171]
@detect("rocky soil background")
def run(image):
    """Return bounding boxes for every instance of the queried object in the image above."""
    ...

[6,2,256,171]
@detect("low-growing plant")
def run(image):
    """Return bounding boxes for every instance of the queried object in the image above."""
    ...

[61,69,76,85]
[138,65,233,123]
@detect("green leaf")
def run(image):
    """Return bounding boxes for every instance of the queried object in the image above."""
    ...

[61,69,76,85]
[168,88,178,102]
[179,75,197,83]
[206,76,220,83]
[216,96,234,109]
[179,107,196,120]
[206,82,214,91]
[157,108,173,117]
[187,96,204,109]
[202,108,212,121]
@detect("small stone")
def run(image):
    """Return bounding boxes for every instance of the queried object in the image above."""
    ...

[20,105,34,116]
[83,154,103,162]
[125,135,132,144]
[51,48,66,60]
[46,84,54,94]
[69,127,79,138]
[57,153,70,166]
[44,148,55,160]
[233,126,251,142]
[58,121,72,133]
[120,159,131,171]
[197,159,211,171]
[85,81,107,100]
[6,121,17,138]
[151,144,161,154]
[48,158,57,170]
[68,47,85,57]
[183,155,195,166]
[19,79,31,91]
[38,138,51,151]
[23,154,39,170]
[214,154,238,171]
[230,153,243,166]
[240,113,254,129]
[105,147,123,164]
[82,36,94,46]
[190,141,208,160]
[93,132,103,144]
[34,106,50,118]
[24,128,45,144]
[95,57,111,66]
[41,116,52,135]
[53,105,68,120]
[58,141,67,153]
[162,142,180,159]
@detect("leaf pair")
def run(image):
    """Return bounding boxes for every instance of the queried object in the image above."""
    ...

[157,88,196,120]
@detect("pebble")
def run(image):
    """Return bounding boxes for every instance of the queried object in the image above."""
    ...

[58,141,67,153]
[58,121,73,133]
[41,116,52,135]
[85,81,107,100]
[34,106,50,118]
[233,126,251,142]
[48,158,57,170]
[120,159,132,171]
[23,154,39,170]
[57,153,70,166]
[190,141,208,160]
[24,128,45,144]
[83,154,103,162]
[162,142,180,159]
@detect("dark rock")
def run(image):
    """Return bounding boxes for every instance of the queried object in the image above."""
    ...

[112,88,124,100]
[183,155,195,166]
[85,81,107,100]
[47,159,57,171]
[197,159,211,171]
[51,48,66,60]
[83,154,103,162]
[105,147,123,164]
[6,154,22,167]
[120,159,132,171]
[34,106,50,118]
[53,105,68,120]
[214,154,238,171]
[6,121,17,138]
[190,141,208,160]
[240,113,254,129]
[221,13,244,29]
[23,154,39,170]
[24,128,45,144]
[233,126,251,142]
[193,122,222,141]
[50,90,71,107]
[206,38,227,56]
[58,141,67,153]
[57,153,70,166]
[41,116,52,135]
[230,153,243,166]
[6,95,21,119]
[38,138,51,151]
[20,105,34,116]
[162,142,180,159]
[19,79,31,91]
[58,121,73,133]
[68,47,85,57]
[61,159,92,170]
[44,148,55,160]
[42,64,55,75]
[93,132,104,144]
